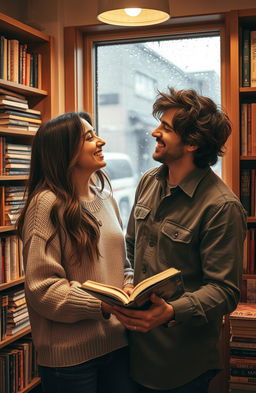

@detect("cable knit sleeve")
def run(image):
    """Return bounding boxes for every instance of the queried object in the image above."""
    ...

[108,193,134,286]
[22,191,106,323]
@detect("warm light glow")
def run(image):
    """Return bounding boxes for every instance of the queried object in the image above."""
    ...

[97,0,171,27]
[124,8,142,17]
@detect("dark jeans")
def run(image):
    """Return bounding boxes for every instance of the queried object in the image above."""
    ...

[39,347,138,393]
[138,369,219,393]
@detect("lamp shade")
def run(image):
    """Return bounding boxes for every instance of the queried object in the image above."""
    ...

[97,0,171,26]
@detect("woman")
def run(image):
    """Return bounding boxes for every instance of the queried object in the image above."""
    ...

[17,112,137,393]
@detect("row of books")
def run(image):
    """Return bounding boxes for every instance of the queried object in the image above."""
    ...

[229,303,256,390]
[0,235,24,284]
[0,140,32,176]
[240,169,256,217]
[243,228,256,275]
[0,86,41,133]
[241,29,256,87]
[0,185,26,226]
[240,102,256,156]
[0,35,42,89]
[0,337,37,393]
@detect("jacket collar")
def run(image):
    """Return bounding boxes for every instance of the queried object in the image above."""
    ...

[154,164,211,198]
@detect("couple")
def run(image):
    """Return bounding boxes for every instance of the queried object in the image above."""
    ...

[17,88,246,393]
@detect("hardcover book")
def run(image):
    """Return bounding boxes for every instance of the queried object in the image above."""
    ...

[82,267,184,309]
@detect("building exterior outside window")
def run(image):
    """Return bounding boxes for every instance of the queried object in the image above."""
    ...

[94,35,221,226]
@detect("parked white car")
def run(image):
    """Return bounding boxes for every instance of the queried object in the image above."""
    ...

[103,152,137,228]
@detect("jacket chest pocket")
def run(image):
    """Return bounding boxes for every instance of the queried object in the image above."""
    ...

[161,220,193,244]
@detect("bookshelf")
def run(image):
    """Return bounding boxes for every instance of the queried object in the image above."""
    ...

[226,9,256,393]
[0,11,52,393]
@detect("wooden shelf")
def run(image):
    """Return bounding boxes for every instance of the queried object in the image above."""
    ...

[0,277,25,290]
[242,274,256,279]
[0,175,29,181]
[247,217,256,223]
[20,377,41,393]
[19,377,41,393]
[230,381,256,391]
[0,225,16,233]
[240,156,256,160]
[0,127,36,137]
[0,11,49,43]
[0,325,30,349]
[240,87,256,94]
[0,78,47,97]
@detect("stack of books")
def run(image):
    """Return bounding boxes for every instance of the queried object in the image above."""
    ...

[0,87,41,132]
[6,289,29,336]
[0,142,32,176]
[0,185,26,226]
[230,303,256,390]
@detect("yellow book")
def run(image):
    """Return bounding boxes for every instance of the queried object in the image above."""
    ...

[82,267,184,309]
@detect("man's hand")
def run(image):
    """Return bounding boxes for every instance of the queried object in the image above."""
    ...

[111,293,174,333]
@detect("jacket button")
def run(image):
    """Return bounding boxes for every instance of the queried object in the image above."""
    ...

[174,232,179,238]
[149,241,155,247]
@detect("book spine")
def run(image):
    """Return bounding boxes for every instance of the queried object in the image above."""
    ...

[29,54,34,87]
[242,29,251,87]
[9,39,19,84]
[231,347,256,357]
[240,103,248,155]
[33,53,38,88]
[3,36,8,80]
[251,30,256,87]
[0,36,4,79]
[25,52,30,86]
[240,169,251,215]
[230,375,256,384]
[19,43,23,84]
[251,103,256,156]
[247,103,252,155]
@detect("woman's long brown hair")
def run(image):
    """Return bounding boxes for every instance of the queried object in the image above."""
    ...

[17,112,110,263]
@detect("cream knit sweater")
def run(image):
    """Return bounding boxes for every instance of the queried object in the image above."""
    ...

[22,189,133,367]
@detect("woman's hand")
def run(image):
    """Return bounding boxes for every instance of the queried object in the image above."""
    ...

[101,301,113,318]
[123,284,134,296]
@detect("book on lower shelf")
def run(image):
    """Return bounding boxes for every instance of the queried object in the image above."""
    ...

[82,267,184,309]
[229,303,256,390]
[0,337,38,392]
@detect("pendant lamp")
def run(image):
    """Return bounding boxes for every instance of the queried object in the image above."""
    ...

[97,0,171,26]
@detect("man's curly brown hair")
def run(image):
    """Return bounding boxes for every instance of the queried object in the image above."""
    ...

[152,87,232,168]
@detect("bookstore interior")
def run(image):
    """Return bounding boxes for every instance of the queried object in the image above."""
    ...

[0,0,256,392]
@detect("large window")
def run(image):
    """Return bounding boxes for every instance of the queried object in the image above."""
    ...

[94,34,221,226]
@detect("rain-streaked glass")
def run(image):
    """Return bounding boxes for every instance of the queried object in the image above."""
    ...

[95,35,221,227]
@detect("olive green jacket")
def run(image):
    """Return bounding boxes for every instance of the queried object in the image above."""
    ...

[126,165,247,390]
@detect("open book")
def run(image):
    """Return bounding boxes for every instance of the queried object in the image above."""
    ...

[82,267,184,309]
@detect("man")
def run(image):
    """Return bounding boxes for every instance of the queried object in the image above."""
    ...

[112,88,247,393]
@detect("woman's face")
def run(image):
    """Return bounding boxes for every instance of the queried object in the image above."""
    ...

[75,118,106,175]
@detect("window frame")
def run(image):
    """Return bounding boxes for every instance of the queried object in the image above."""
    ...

[64,14,232,183]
